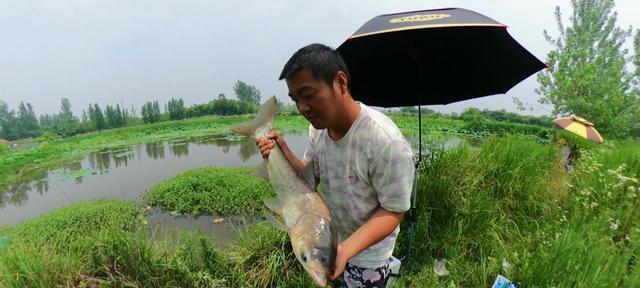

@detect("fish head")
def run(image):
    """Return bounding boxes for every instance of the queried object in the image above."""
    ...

[290,213,337,287]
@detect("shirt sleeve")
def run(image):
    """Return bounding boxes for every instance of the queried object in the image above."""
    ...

[370,139,415,213]
[301,124,320,188]
[302,124,316,163]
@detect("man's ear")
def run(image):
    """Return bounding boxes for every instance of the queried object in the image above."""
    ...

[335,71,349,95]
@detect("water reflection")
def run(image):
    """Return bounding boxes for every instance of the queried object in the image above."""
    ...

[145,208,259,247]
[239,138,258,161]
[61,161,83,184]
[0,169,49,209]
[112,147,135,168]
[0,181,29,208]
[0,133,310,226]
[146,142,165,159]
[88,150,112,170]
[169,143,189,158]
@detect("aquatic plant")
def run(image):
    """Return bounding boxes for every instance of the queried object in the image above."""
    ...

[146,167,275,215]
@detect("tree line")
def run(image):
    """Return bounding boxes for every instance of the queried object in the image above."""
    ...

[0,80,263,140]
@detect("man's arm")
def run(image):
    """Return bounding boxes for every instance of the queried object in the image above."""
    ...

[330,207,404,280]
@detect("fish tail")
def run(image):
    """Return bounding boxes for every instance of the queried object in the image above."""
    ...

[230,96,277,138]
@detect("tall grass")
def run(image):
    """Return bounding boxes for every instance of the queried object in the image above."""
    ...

[0,200,311,287]
[396,137,640,287]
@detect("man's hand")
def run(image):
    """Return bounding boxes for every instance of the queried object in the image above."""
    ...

[256,131,280,159]
[328,208,405,281]
[329,244,349,280]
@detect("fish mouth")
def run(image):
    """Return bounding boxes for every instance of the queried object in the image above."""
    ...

[308,270,328,287]
[311,273,327,287]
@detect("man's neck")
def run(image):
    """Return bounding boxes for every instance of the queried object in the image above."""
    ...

[328,97,361,141]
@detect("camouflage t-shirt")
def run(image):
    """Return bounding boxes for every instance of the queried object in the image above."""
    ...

[302,102,415,269]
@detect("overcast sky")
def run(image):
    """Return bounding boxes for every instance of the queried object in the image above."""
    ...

[1,0,639,117]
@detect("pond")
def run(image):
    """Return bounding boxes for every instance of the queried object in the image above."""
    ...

[0,132,310,243]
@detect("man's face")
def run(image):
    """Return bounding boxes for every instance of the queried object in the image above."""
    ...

[286,69,340,129]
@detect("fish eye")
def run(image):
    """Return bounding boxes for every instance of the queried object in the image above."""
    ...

[302,254,308,262]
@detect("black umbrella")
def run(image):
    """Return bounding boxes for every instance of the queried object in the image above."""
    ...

[337,8,545,260]
[337,7,546,107]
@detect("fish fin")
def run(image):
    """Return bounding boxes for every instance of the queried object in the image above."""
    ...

[230,96,277,138]
[255,161,270,180]
[264,211,288,232]
[263,197,283,216]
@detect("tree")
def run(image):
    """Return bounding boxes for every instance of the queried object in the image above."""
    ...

[59,98,77,125]
[141,101,161,124]
[632,30,640,137]
[105,105,126,128]
[536,0,639,138]
[16,102,40,138]
[461,107,487,131]
[53,98,81,137]
[165,98,185,120]
[88,103,106,131]
[0,101,16,140]
[233,80,261,104]
[218,93,226,100]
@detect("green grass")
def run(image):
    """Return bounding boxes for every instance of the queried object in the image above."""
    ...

[0,200,311,287]
[146,166,275,215]
[6,199,139,247]
[393,137,640,287]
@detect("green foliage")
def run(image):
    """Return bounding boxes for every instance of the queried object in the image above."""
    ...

[8,199,139,246]
[461,107,488,131]
[141,100,161,124]
[37,98,85,137]
[87,103,106,131]
[396,138,640,287]
[227,223,313,287]
[0,101,42,140]
[104,104,128,128]
[397,137,561,287]
[146,167,275,215]
[233,80,262,104]
[0,202,309,287]
[166,98,186,120]
[17,102,41,138]
[536,0,640,139]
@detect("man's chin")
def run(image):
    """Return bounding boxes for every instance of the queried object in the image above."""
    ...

[308,118,326,129]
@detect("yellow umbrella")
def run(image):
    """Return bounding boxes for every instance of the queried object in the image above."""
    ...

[553,115,604,143]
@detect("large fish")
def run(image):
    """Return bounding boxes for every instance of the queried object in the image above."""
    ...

[230,96,337,287]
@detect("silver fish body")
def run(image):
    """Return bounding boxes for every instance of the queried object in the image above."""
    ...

[231,96,337,287]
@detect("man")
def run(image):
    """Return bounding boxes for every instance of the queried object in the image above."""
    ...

[257,43,415,287]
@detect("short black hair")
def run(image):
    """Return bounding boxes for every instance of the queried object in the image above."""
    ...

[279,43,350,89]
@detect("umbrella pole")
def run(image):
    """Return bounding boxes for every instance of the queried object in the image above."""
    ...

[406,102,422,261]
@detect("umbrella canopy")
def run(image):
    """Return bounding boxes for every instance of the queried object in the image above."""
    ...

[337,7,546,107]
[553,116,604,143]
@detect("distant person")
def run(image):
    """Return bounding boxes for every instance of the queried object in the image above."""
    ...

[257,44,415,287]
